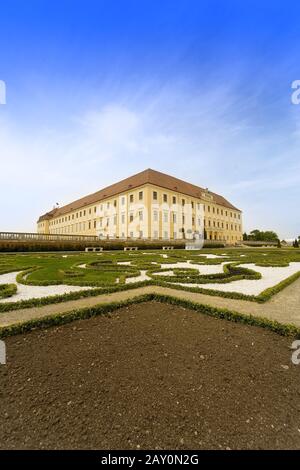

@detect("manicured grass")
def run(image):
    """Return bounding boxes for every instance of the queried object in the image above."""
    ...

[1,294,299,339]
[0,247,299,310]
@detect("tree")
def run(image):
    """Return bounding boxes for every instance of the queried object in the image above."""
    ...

[293,239,299,248]
[277,239,281,248]
[244,229,279,242]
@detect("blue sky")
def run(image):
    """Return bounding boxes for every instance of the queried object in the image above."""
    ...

[0,0,299,238]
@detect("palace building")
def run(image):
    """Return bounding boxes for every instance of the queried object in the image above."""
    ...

[37,169,243,243]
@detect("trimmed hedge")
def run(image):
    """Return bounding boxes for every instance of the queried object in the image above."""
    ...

[0,283,17,299]
[0,239,225,252]
[1,266,300,313]
[147,263,261,284]
[0,293,299,339]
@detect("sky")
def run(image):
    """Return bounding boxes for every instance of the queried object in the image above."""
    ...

[0,0,300,238]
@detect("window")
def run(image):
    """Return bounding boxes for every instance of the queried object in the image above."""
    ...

[139,191,143,200]
[130,213,134,223]
[182,215,185,224]
[172,213,177,223]
[121,197,125,205]
[121,213,125,224]
[130,231,134,238]
[217,208,219,215]
[153,230,158,239]
[100,218,103,227]
[76,213,78,218]
[172,196,176,204]
[130,194,134,203]
[94,220,96,228]
[153,191,158,200]
[139,210,143,221]
[107,202,110,209]
[80,212,82,217]
[192,217,195,225]
[182,199,185,206]
[191,201,194,209]
[94,207,97,213]
[163,212,168,223]
[114,200,117,207]
[164,231,168,239]
[139,230,143,238]
[173,232,177,239]
[163,194,168,203]
[114,215,117,225]
[88,221,91,230]
[208,206,210,212]
[89,208,91,215]
[213,207,215,214]
[153,211,158,222]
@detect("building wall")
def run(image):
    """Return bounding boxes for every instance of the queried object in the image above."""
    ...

[37,183,243,243]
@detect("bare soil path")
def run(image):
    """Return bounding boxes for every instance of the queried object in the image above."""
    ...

[1,277,300,329]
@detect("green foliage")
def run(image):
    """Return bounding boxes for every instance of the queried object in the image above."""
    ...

[244,229,279,242]
[1,294,299,339]
[0,247,300,311]
[0,283,17,299]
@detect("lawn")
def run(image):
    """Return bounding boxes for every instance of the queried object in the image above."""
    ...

[0,247,300,306]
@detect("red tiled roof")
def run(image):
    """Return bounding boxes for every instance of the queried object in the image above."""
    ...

[38,168,241,221]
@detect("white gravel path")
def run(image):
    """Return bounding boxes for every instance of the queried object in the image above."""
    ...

[171,262,300,295]
[198,254,229,259]
[125,270,151,284]
[0,271,93,303]
[160,261,226,274]
[153,270,175,277]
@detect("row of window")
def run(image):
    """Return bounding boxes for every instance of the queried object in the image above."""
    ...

[49,214,242,232]
[205,220,242,231]
[46,191,240,227]
[50,220,97,234]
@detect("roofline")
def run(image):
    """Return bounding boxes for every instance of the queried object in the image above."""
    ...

[37,169,241,221]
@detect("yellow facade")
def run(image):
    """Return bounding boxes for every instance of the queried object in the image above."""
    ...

[37,182,243,243]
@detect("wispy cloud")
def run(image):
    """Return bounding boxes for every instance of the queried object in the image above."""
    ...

[0,78,299,237]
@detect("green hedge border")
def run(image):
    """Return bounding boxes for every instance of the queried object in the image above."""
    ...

[0,293,299,339]
[0,283,17,299]
[1,268,300,313]
[1,258,300,313]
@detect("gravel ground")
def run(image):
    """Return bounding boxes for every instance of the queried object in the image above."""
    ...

[1,301,300,450]
[0,271,91,303]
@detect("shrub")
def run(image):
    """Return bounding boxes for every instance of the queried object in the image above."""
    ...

[0,283,17,299]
